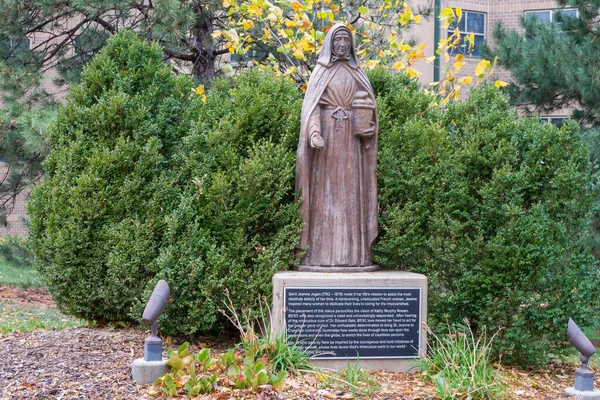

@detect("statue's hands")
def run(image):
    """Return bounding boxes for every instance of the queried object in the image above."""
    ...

[310,132,324,148]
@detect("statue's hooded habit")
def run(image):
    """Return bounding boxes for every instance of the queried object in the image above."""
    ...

[296,23,378,268]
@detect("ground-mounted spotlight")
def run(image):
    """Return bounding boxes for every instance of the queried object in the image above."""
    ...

[564,318,600,399]
[131,280,171,385]
[142,280,171,362]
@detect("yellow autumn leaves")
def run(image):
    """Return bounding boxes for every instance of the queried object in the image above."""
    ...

[432,8,508,103]
[212,0,427,82]
[193,85,207,104]
[203,2,508,102]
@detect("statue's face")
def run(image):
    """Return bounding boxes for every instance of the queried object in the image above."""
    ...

[332,30,351,59]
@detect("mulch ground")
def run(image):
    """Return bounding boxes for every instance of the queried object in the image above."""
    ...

[0,287,595,399]
[1,327,148,399]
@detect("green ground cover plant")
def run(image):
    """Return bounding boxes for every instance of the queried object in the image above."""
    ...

[0,301,84,334]
[154,296,309,397]
[155,342,289,397]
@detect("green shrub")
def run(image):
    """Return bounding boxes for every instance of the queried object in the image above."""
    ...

[29,30,302,330]
[374,78,600,365]
[141,70,303,334]
[27,30,200,322]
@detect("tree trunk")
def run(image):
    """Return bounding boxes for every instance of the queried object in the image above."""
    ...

[192,5,216,82]
[192,47,216,82]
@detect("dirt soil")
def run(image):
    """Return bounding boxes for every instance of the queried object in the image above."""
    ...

[0,285,55,307]
[0,287,595,400]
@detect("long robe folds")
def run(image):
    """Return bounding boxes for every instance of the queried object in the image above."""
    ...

[296,24,379,267]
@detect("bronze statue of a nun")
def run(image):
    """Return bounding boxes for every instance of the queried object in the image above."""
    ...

[295,24,379,271]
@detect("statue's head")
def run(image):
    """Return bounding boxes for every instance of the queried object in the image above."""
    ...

[317,24,359,68]
[332,29,351,59]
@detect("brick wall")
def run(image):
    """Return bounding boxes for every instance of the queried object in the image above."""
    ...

[488,0,561,83]
[0,163,29,238]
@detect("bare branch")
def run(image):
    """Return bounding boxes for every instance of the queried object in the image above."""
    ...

[41,19,89,64]
[213,48,230,56]
[162,47,197,62]
[92,16,116,33]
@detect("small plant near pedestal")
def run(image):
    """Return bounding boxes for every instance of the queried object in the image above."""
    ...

[315,359,380,399]
[417,322,508,400]
[339,359,380,398]
[152,291,311,397]
[220,289,312,374]
[152,341,288,397]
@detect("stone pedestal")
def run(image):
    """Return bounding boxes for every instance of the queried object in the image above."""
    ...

[131,358,169,386]
[564,387,600,399]
[272,270,427,372]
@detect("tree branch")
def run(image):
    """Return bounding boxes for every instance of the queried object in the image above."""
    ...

[92,16,116,34]
[42,18,89,64]
[213,48,230,56]
[162,47,197,62]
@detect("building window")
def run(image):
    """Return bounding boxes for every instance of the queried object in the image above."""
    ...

[524,9,578,25]
[231,49,267,64]
[0,38,32,56]
[448,11,485,58]
[538,116,567,127]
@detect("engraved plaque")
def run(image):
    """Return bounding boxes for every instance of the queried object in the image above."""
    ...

[285,287,421,359]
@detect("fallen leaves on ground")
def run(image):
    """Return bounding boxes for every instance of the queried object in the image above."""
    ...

[0,327,148,399]
[1,326,595,399]
[0,285,595,400]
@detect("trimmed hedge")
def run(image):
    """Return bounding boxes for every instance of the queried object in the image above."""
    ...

[28,30,198,322]
[373,75,599,364]
[28,31,302,332]
[143,71,303,334]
